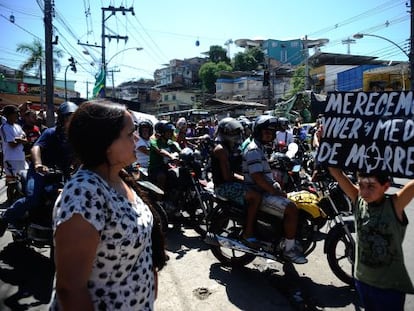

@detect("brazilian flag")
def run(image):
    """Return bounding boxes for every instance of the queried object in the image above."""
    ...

[93,67,105,98]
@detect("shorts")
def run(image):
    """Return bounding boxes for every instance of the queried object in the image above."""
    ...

[354,279,405,311]
[259,193,291,218]
[215,182,246,206]
[4,160,28,176]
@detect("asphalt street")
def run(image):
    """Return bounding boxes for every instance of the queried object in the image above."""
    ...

[0,176,413,310]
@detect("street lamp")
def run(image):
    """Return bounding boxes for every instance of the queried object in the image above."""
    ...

[353,33,412,90]
[106,47,143,65]
[353,33,409,58]
[105,47,143,97]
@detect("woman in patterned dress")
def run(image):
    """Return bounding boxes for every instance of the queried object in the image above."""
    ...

[51,100,166,310]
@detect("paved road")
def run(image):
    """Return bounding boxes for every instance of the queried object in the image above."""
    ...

[0,177,413,310]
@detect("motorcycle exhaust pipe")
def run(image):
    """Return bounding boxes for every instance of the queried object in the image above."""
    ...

[204,232,278,260]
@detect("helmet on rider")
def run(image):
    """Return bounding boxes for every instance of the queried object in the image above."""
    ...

[216,117,243,146]
[138,119,154,137]
[154,120,175,136]
[253,115,278,142]
[57,101,78,127]
[176,117,187,132]
[277,117,289,131]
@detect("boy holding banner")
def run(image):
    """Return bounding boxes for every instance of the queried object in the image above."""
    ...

[319,91,414,310]
[328,167,414,310]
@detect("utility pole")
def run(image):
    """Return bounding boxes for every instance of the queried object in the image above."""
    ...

[101,6,134,93]
[342,37,356,55]
[107,68,121,98]
[44,0,55,126]
[304,35,310,90]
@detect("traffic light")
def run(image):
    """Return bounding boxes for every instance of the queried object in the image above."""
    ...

[263,70,270,86]
[68,57,77,73]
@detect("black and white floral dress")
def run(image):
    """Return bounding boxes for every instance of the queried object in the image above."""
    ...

[50,169,155,310]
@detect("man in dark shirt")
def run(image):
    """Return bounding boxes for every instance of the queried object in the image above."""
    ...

[0,102,78,234]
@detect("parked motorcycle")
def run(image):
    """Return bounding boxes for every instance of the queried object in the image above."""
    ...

[205,169,356,285]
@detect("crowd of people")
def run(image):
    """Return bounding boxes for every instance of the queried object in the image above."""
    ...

[0,99,412,310]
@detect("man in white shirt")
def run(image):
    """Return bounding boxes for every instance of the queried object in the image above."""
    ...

[1,105,28,176]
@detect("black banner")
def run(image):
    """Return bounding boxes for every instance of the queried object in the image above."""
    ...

[316,91,414,177]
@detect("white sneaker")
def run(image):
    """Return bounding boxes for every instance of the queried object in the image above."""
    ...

[283,245,308,264]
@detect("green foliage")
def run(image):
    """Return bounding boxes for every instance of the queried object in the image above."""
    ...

[233,47,264,71]
[199,61,232,94]
[16,39,63,77]
[287,65,305,98]
[208,45,230,64]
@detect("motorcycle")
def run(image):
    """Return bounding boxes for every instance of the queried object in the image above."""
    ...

[3,168,65,259]
[163,147,215,237]
[4,161,27,205]
[205,169,356,285]
[269,142,314,193]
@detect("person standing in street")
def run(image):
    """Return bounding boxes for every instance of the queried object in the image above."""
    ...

[0,105,28,204]
[51,100,167,310]
[328,167,414,311]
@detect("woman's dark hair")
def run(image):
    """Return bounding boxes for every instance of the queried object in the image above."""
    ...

[120,169,167,270]
[68,100,126,168]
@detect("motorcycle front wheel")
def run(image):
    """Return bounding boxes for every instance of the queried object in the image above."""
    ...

[326,226,355,286]
[186,191,214,238]
[209,209,256,267]
[153,201,169,235]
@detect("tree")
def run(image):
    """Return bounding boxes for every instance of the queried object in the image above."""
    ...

[208,45,230,64]
[16,39,63,109]
[199,61,232,94]
[233,47,264,71]
[287,65,305,98]
[16,39,63,77]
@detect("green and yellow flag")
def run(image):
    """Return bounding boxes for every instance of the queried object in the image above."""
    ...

[93,67,105,98]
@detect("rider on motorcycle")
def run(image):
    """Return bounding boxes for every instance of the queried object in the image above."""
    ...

[211,117,262,245]
[275,117,293,153]
[242,115,307,264]
[148,120,181,191]
[0,101,78,236]
[135,119,153,168]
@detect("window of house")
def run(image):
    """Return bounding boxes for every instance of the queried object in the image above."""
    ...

[172,94,176,100]
[238,82,244,89]
[164,95,169,101]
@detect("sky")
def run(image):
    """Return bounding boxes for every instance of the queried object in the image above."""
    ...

[0,0,410,99]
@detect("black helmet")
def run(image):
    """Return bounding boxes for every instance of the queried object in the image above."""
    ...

[154,120,175,135]
[277,117,289,130]
[253,115,278,140]
[217,117,243,145]
[238,117,252,131]
[57,101,78,117]
[138,119,153,137]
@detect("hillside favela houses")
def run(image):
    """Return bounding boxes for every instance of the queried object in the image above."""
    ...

[0,36,409,121]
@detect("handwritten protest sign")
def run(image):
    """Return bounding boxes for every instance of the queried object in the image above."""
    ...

[316,91,414,177]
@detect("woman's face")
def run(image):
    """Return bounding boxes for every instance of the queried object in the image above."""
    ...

[107,112,139,168]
